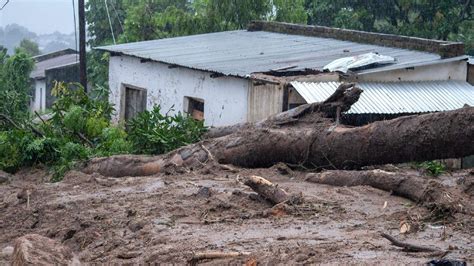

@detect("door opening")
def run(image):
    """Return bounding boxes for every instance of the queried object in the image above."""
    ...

[123,85,147,120]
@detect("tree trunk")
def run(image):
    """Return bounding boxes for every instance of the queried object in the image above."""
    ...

[84,83,474,177]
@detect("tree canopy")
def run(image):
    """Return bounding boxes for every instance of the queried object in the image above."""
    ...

[85,0,473,87]
[18,39,41,56]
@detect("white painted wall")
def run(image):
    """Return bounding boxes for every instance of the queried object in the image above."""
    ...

[108,55,250,127]
[30,79,46,112]
[357,60,468,82]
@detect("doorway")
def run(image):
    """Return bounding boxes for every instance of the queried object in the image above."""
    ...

[123,85,147,121]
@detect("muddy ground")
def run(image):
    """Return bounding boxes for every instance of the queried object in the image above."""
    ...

[0,165,473,264]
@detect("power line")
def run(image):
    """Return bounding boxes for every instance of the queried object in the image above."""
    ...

[104,0,116,44]
[110,0,127,42]
[0,0,10,10]
[72,0,78,62]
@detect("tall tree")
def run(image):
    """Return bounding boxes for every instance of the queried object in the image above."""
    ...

[18,39,41,56]
[0,50,34,125]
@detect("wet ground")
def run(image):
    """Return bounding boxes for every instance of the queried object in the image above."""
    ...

[0,166,472,264]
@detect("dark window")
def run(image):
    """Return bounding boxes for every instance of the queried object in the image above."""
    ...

[124,86,147,120]
[185,97,204,121]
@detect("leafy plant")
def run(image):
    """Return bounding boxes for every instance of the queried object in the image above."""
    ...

[127,106,207,155]
[419,161,446,177]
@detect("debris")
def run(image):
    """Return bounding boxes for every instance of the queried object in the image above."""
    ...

[380,233,443,253]
[242,175,302,205]
[306,170,470,215]
[1,246,13,258]
[323,52,396,73]
[11,234,80,266]
[0,170,11,184]
[195,186,213,198]
[427,259,466,266]
[189,251,250,264]
[117,251,142,259]
[399,221,411,234]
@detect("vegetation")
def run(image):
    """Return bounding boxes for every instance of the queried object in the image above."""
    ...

[85,0,473,88]
[0,49,34,127]
[128,106,206,155]
[0,79,206,181]
[18,39,41,56]
[0,48,206,180]
[419,161,447,177]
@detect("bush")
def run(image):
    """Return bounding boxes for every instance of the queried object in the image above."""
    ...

[127,106,207,155]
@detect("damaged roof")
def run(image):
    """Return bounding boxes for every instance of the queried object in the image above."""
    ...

[96,30,454,78]
[291,80,474,114]
[30,53,79,79]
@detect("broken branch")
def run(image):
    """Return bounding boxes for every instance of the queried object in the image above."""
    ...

[381,233,443,253]
[242,175,302,205]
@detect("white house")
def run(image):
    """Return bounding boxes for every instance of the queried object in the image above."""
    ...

[30,49,79,112]
[97,21,474,127]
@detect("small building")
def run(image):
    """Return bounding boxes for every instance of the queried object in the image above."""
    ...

[97,21,473,127]
[30,49,80,112]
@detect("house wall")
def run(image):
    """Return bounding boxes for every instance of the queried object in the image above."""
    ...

[357,60,467,82]
[108,55,250,127]
[248,81,284,122]
[468,63,474,86]
[30,79,46,112]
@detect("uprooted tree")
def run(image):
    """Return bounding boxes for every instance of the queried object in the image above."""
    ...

[84,83,474,177]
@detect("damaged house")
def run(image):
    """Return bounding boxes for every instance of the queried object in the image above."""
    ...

[97,21,474,127]
[30,49,80,112]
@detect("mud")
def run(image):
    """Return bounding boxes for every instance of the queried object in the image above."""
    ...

[0,166,472,264]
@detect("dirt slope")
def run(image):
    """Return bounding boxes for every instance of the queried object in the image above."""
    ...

[0,166,472,264]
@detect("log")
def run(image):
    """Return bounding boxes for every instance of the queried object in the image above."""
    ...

[305,170,470,215]
[242,175,293,205]
[83,83,474,178]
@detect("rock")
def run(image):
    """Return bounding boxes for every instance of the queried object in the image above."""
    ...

[11,234,80,266]
[128,220,147,232]
[0,170,11,184]
[1,246,14,257]
[195,186,213,198]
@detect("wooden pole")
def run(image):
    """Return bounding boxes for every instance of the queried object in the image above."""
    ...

[78,0,88,91]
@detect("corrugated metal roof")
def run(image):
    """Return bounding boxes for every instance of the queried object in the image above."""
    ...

[96,30,446,78]
[291,81,474,114]
[468,56,474,64]
[30,54,79,79]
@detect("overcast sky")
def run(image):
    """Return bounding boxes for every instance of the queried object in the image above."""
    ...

[0,0,78,34]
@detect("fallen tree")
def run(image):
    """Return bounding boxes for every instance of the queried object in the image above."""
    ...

[306,170,471,215]
[84,83,474,177]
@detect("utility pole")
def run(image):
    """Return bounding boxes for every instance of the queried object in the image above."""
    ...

[78,0,88,91]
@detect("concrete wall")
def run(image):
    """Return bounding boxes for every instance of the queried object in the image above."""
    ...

[30,79,46,112]
[109,55,250,127]
[357,60,467,82]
